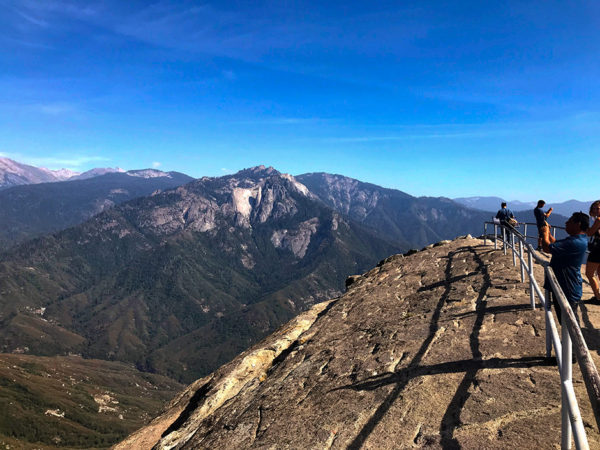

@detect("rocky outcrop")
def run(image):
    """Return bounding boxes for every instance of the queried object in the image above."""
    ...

[116,236,600,449]
[126,166,313,237]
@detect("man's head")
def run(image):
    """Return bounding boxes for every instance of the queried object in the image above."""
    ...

[501,202,507,208]
[565,212,589,235]
[537,200,545,208]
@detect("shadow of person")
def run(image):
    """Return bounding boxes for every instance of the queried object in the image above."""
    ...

[578,302,600,357]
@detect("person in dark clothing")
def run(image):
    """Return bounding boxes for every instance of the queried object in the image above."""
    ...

[534,200,553,250]
[586,200,600,302]
[495,202,515,242]
[541,212,589,324]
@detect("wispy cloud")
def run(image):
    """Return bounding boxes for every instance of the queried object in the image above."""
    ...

[14,0,99,21]
[0,152,110,169]
[0,100,82,118]
[14,9,49,27]
[324,133,486,143]
[322,114,600,143]
[30,102,77,115]
[152,161,161,168]
[232,117,326,125]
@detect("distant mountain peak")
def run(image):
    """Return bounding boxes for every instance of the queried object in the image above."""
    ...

[72,167,126,180]
[39,167,81,180]
[0,156,75,188]
[234,165,280,178]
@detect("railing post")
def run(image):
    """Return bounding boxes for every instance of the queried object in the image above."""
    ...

[524,223,528,241]
[511,232,516,267]
[529,251,535,310]
[562,313,573,449]
[494,224,498,249]
[545,288,553,358]
[519,239,525,282]
[484,223,487,246]
[503,227,507,254]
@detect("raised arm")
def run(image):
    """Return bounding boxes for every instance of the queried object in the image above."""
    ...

[587,217,600,236]
[541,224,556,252]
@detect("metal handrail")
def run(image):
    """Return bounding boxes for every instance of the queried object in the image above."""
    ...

[518,221,565,244]
[483,221,600,450]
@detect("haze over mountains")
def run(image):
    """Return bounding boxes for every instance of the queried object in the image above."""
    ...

[0,157,127,189]
[454,195,593,217]
[0,169,194,248]
[298,173,490,249]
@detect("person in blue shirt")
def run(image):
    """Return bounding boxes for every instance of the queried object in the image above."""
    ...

[495,202,515,241]
[541,212,589,324]
[534,200,553,250]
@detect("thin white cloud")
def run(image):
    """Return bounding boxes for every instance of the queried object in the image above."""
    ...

[31,102,77,115]
[324,133,485,143]
[1,152,110,169]
[15,9,49,27]
[323,113,600,143]
[232,117,325,125]
[152,161,161,168]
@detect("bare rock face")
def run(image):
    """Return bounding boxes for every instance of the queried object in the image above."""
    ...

[125,166,313,241]
[298,173,383,220]
[116,237,600,449]
[271,218,320,258]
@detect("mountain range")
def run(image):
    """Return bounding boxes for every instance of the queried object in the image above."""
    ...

[0,167,403,384]
[0,162,512,447]
[0,166,493,384]
[0,169,194,249]
[298,173,490,248]
[454,195,594,217]
[0,157,126,189]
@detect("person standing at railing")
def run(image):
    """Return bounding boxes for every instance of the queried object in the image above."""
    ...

[541,212,590,324]
[495,202,516,240]
[534,200,553,251]
[585,200,600,303]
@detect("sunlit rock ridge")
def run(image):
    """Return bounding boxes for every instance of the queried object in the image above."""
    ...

[117,236,600,449]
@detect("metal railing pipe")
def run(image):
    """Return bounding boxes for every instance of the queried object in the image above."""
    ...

[484,221,599,447]
[561,315,574,449]
[511,232,516,266]
[528,251,535,309]
[563,379,590,450]
[545,268,600,433]
[545,288,554,358]
[519,240,525,282]
[494,224,498,249]
[484,223,487,246]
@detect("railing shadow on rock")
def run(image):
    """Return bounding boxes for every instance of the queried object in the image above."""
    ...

[484,221,600,450]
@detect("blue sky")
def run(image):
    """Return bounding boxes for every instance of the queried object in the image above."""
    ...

[0,0,599,201]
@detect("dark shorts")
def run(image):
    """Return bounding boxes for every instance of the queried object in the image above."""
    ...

[588,247,600,264]
[537,223,547,236]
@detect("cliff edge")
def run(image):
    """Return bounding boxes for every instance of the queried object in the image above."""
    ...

[115,236,600,449]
